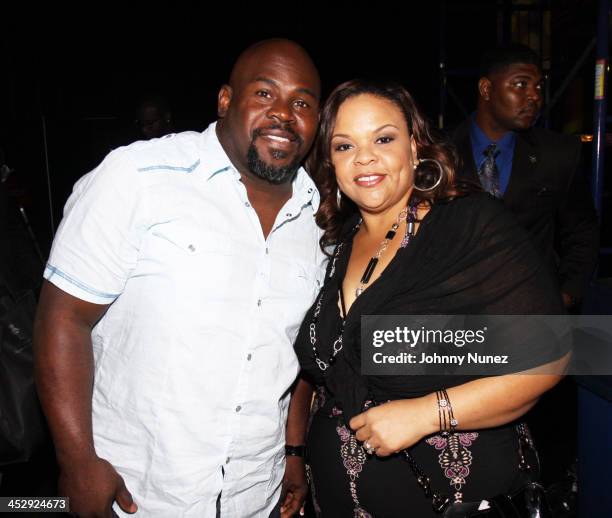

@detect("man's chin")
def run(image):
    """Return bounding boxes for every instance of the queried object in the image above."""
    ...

[247,145,301,184]
[254,141,298,162]
[515,114,539,129]
[259,156,295,170]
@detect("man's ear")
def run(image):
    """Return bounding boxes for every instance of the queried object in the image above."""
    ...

[478,77,492,101]
[217,85,233,118]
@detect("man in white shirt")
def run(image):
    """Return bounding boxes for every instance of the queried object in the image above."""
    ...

[33,39,326,518]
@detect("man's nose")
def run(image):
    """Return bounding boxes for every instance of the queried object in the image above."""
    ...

[527,85,543,105]
[267,98,295,123]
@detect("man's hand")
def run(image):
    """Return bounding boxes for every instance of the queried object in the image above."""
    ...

[59,455,137,518]
[279,456,308,518]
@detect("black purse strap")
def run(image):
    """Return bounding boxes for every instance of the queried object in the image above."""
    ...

[365,394,454,514]
[400,423,536,516]
[402,448,452,513]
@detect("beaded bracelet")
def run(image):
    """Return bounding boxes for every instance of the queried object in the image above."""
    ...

[436,389,458,435]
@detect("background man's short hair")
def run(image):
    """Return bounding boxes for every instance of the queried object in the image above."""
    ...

[479,44,542,78]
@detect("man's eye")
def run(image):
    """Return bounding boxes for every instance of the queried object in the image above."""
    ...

[294,100,309,108]
[256,90,271,98]
[513,81,527,88]
[377,136,394,144]
[334,143,352,152]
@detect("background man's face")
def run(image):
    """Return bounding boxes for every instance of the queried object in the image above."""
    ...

[485,63,543,132]
[138,105,171,140]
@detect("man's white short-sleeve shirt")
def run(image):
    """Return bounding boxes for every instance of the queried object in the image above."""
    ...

[44,123,326,517]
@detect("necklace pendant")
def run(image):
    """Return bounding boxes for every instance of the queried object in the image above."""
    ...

[355,287,363,297]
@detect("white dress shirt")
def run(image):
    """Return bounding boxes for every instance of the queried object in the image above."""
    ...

[44,123,326,517]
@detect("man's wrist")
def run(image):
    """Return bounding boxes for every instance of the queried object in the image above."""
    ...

[55,444,98,469]
[285,444,306,457]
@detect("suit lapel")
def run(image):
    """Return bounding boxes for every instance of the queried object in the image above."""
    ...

[504,130,539,205]
[454,121,479,183]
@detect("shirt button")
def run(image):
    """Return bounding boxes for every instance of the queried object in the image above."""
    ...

[257,299,262,307]
[245,202,250,207]
[235,405,242,412]
[187,244,196,252]
[286,213,292,217]
[265,247,269,254]
[226,457,230,464]
[247,353,252,361]
[308,188,313,193]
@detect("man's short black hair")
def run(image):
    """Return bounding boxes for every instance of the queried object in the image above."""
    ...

[479,44,542,78]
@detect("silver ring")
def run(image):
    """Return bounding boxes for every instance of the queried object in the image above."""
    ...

[364,441,376,455]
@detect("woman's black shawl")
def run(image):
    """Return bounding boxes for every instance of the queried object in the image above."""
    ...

[294,192,565,420]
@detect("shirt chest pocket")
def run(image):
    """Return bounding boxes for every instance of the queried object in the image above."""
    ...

[148,219,235,283]
[151,219,233,255]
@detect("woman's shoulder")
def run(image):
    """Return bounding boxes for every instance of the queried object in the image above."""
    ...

[426,191,529,254]
[431,191,509,228]
[436,191,506,217]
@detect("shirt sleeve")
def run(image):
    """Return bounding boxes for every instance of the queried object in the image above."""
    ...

[44,149,148,304]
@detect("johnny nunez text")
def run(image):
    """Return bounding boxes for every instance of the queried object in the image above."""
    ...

[372,352,509,365]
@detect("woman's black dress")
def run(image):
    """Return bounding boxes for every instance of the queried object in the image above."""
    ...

[294,193,565,518]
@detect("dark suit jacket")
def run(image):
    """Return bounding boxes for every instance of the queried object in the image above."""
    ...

[453,120,599,299]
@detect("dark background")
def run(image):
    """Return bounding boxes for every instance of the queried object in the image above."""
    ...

[0,0,604,258]
[0,1,606,514]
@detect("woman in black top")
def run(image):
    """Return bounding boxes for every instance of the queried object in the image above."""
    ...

[292,79,567,517]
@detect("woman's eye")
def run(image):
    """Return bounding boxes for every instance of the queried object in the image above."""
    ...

[334,143,352,152]
[256,90,271,98]
[294,99,309,108]
[377,136,394,144]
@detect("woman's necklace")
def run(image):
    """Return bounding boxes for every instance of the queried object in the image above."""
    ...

[310,201,419,372]
[354,205,415,297]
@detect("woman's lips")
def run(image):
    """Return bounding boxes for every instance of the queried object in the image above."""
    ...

[354,174,385,187]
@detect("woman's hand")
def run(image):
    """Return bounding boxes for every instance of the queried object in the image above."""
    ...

[349,366,567,457]
[348,396,437,457]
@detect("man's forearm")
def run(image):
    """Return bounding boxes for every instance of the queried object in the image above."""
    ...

[285,377,313,446]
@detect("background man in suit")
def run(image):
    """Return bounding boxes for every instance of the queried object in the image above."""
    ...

[453,45,599,490]
[453,45,599,309]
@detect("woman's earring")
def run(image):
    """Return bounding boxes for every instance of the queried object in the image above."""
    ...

[413,158,444,192]
[336,188,342,209]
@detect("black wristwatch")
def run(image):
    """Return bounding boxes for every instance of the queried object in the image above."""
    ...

[285,444,306,457]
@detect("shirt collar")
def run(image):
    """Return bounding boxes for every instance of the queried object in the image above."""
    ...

[199,121,236,179]
[470,113,516,163]
[199,121,319,211]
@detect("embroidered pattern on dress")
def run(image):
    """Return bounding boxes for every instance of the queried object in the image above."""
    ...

[426,432,479,503]
[336,424,372,518]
